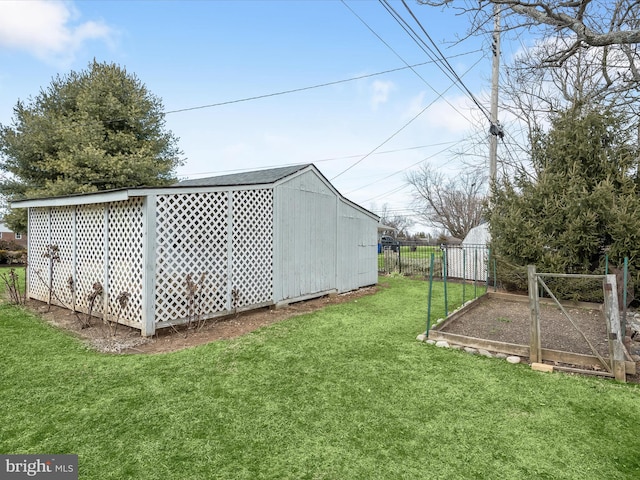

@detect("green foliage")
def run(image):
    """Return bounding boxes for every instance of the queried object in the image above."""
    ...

[0,60,184,232]
[489,107,640,300]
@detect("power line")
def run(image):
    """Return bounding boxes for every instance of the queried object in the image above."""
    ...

[345,141,459,194]
[395,0,492,122]
[358,140,488,205]
[164,61,434,115]
[329,54,484,182]
[361,183,410,204]
[341,0,476,125]
[178,141,456,178]
[17,60,446,135]
[329,102,432,181]
[332,1,486,181]
[379,1,471,104]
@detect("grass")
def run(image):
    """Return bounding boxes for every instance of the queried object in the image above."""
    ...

[1,274,639,479]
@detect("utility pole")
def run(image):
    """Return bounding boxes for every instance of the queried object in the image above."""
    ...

[488,4,501,184]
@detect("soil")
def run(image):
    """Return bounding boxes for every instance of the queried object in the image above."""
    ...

[441,295,611,357]
[439,293,640,382]
[28,286,379,354]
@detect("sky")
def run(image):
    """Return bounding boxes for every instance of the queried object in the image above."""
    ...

[0,0,517,234]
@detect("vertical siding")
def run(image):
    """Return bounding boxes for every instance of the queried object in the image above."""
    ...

[273,170,337,301]
[337,200,378,292]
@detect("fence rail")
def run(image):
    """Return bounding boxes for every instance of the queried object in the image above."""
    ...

[378,242,489,283]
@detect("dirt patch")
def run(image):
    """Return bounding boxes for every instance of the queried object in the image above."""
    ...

[28,286,379,354]
[441,295,610,357]
[438,293,640,382]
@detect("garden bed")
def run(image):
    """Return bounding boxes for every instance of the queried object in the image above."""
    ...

[429,291,638,380]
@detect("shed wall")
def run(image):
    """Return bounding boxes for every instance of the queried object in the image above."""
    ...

[273,170,338,302]
[24,166,376,334]
[337,200,378,292]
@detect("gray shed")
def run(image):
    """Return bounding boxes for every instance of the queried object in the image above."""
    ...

[13,164,379,335]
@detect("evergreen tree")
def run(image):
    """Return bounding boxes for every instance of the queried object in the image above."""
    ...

[0,60,183,232]
[488,107,640,299]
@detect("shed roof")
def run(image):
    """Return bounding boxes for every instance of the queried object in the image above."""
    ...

[176,164,310,187]
[10,164,378,222]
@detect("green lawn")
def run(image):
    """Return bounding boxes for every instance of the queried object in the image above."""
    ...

[1,274,639,479]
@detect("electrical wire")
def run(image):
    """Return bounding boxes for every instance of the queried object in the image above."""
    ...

[361,183,411,204]
[332,0,488,181]
[164,61,433,115]
[177,141,456,178]
[397,0,493,122]
[329,54,484,181]
[345,142,459,194]
[341,0,475,125]
[358,140,488,205]
[379,0,490,123]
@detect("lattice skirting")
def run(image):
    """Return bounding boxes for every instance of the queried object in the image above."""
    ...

[27,189,274,334]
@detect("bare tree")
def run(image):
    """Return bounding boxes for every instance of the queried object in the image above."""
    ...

[406,164,486,239]
[376,203,415,237]
[419,1,640,78]
[447,24,640,183]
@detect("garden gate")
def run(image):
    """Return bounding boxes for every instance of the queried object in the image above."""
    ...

[527,266,629,381]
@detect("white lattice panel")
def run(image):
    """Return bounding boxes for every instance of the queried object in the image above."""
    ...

[75,204,106,315]
[106,198,145,325]
[155,192,229,323]
[231,189,273,307]
[27,208,51,302]
[50,207,75,307]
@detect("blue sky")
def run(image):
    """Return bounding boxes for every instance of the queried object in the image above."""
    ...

[0,0,509,233]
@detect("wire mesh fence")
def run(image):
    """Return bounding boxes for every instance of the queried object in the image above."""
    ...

[378,241,633,340]
[378,242,489,283]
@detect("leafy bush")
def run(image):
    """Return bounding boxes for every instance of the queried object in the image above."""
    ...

[0,240,25,252]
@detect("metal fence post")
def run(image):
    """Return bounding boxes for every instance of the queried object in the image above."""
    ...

[462,248,466,304]
[443,248,448,317]
[426,253,435,337]
[623,256,628,334]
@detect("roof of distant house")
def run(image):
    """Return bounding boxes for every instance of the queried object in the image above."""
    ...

[0,222,22,234]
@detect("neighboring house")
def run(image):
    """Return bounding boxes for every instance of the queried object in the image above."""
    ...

[12,164,379,336]
[0,221,27,248]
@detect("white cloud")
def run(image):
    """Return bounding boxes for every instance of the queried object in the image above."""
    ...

[370,80,394,110]
[406,91,480,134]
[0,1,115,64]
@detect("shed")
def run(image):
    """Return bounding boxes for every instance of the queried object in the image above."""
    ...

[12,164,379,335]
[463,222,490,246]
